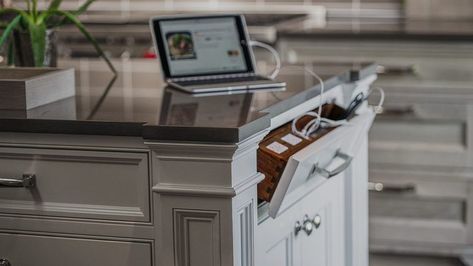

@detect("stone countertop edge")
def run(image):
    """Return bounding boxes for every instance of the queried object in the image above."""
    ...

[142,63,377,143]
[0,63,377,143]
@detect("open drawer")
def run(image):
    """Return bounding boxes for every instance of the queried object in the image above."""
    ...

[266,111,375,218]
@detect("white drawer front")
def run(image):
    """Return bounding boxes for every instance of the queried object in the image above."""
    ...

[269,111,375,218]
[0,232,152,266]
[0,147,150,222]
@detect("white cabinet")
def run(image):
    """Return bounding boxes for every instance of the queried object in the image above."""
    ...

[256,109,374,266]
[256,173,345,266]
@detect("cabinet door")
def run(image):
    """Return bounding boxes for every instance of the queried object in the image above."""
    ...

[295,173,345,266]
[256,173,345,266]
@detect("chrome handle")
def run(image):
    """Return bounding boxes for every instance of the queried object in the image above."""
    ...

[377,64,418,76]
[368,182,416,193]
[295,215,322,237]
[0,174,36,188]
[0,258,11,266]
[381,106,415,117]
[314,151,353,179]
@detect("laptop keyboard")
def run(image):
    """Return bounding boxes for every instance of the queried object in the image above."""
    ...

[174,76,271,86]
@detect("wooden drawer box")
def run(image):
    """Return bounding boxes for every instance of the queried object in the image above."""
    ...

[0,232,152,266]
[0,147,150,223]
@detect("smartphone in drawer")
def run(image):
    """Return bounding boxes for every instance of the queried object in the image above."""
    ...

[0,148,150,223]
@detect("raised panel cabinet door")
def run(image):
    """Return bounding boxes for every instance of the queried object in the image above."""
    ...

[295,173,345,266]
[0,232,152,266]
[256,172,346,266]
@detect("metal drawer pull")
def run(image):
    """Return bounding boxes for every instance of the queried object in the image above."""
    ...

[377,64,418,76]
[0,174,36,188]
[0,258,11,266]
[381,106,415,117]
[314,151,353,179]
[368,182,416,193]
[295,214,322,236]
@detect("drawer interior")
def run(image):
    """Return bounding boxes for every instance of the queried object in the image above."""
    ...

[257,104,375,218]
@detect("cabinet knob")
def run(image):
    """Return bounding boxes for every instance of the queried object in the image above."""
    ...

[313,215,321,229]
[0,258,11,266]
[295,215,322,236]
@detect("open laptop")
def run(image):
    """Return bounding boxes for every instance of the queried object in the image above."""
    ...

[150,14,286,93]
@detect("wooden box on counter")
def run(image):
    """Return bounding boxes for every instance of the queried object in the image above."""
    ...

[0,67,75,110]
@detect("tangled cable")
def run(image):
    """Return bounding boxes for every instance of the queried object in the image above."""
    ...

[249,40,385,139]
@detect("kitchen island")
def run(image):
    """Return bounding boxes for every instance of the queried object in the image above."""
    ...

[276,18,473,260]
[0,62,377,266]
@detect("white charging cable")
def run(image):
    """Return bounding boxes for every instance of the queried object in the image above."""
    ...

[372,87,385,114]
[249,41,385,139]
[249,40,346,139]
[249,40,281,79]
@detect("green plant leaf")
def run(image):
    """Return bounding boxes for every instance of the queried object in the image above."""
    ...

[7,40,14,66]
[33,0,38,19]
[47,0,63,11]
[24,0,32,13]
[0,15,21,49]
[52,10,116,74]
[74,0,96,15]
[28,21,46,66]
[52,0,95,27]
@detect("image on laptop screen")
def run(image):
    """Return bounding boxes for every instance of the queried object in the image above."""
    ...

[159,17,249,77]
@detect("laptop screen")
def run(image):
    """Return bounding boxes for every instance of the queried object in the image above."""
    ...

[152,15,254,78]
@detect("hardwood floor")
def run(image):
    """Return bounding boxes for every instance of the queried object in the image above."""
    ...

[370,253,465,266]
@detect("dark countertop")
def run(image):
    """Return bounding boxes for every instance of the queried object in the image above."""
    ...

[0,62,376,143]
[277,18,473,41]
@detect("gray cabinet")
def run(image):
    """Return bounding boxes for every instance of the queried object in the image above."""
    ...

[0,147,150,222]
[0,233,152,266]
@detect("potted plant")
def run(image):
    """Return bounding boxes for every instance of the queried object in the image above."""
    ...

[0,0,116,73]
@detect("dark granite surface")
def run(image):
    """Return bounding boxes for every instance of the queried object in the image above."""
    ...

[277,18,473,41]
[0,62,376,143]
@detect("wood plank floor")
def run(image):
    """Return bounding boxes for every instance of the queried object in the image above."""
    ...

[370,253,465,266]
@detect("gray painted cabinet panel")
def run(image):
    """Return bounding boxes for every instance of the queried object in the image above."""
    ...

[0,147,150,222]
[0,232,152,266]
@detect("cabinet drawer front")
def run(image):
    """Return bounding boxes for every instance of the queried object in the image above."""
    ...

[269,111,375,218]
[0,148,150,222]
[369,169,470,245]
[0,232,152,266]
[369,101,473,168]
